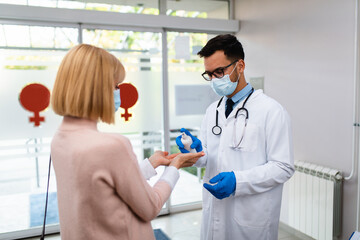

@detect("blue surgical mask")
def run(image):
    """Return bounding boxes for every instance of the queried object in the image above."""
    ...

[211,63,239,96]
[114,89,121,112]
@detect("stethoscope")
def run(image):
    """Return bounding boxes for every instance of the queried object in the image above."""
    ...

[212,88,254,136]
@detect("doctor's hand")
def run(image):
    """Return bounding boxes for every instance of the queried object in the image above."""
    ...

[175,128,203,153]
[203,172,236,200]
[149,151,181,169]
[170,152,205,169]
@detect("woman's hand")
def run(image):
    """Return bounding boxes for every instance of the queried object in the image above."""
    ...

[170,152,205,169]
[149,151,181,169]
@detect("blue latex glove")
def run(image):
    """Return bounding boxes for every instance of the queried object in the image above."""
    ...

[203,172,236,199]
[175,128,203,153]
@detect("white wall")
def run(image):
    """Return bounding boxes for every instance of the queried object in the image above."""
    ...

[235,0,357,239]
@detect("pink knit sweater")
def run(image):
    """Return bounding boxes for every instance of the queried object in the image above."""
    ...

[51,116,179,240]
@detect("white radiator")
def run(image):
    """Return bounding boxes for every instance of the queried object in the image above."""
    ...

[287,161,343,240]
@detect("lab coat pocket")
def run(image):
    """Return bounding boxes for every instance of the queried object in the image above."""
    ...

[233,193,269,228]
[235,123,259,152]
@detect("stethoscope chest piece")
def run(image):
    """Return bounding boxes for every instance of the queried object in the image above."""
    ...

[212,125,222,135]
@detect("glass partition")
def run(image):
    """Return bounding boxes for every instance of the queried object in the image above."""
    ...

[0,17,227,238]
[0,24,78,235]
[167,32,218,207]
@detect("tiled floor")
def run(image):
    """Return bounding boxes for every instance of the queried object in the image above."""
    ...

[22,209,308,240]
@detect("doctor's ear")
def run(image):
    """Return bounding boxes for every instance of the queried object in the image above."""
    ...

[238,59,245,74]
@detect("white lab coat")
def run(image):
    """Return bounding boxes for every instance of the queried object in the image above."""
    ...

[195,89,294,240]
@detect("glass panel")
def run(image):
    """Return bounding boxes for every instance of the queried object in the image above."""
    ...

[0,0,27,5]
[0,0,229,18]
[0,25,78,235]
[0,26,5,46]
[168,32,218,206]
[166,0,229,19]
[83,29,165,187]
[0,24,78,49]
[2,25,30,47]
[0,0,159,15]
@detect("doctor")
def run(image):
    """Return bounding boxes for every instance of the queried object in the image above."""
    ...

[176,34,294,240]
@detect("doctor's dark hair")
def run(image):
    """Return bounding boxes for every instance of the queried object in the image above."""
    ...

[197,34,245,61]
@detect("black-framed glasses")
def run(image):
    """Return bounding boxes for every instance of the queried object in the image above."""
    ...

[201,60,239,81]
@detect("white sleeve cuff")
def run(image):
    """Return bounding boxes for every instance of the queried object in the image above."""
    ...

[234,171,242,197]
[139,158,157,180]
[193,154,207,167]
[159,166,180,190]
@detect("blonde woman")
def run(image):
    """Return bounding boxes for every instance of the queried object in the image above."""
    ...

[51,44,204,240]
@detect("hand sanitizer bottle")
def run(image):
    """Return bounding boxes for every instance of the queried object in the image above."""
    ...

[181,132,196,153]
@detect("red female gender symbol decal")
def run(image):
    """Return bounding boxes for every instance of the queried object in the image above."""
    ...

[118,83,138,121]
[19,83,50,127]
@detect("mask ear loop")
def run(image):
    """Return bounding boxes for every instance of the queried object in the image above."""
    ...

[229,61,239,77]
[229,62,241,87]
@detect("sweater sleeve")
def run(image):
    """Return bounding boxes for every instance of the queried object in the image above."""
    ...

[139,158,157,180]
[109,137,179,221]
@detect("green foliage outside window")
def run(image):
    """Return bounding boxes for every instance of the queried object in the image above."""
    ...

[5,65,47,70]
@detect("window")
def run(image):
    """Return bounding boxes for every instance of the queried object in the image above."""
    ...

[167,32,218,207]
[0,24,78,235]
[0,2,236,237]
[0,0,230,19]
[0,0,159,15]
[167,0,229,19]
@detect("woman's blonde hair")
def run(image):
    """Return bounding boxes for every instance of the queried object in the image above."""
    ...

[51,44,125,124]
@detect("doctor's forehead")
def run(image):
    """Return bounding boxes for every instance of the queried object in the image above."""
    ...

[203,50,231,71]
